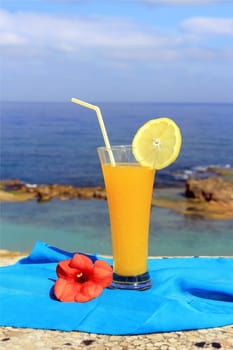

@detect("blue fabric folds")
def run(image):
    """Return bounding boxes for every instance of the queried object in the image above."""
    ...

[0,241,233,335]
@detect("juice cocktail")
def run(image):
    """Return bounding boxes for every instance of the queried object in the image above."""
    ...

[98,145,155,290]
[71,98,182,291]
[102,163,155,275]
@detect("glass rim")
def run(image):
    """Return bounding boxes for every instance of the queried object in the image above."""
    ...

[97,145,131,151]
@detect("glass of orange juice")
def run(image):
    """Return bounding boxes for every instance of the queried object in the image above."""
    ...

[98,145,155,290]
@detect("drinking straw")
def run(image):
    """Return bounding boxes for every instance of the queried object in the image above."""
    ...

[71,98,115,165]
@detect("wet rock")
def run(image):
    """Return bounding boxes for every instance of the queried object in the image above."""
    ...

[185,177,233,208]
[22,184,107,202]
[0,180,107,203]
[0,179,21,187]
[1,176,233,219]
[207,166,233,180]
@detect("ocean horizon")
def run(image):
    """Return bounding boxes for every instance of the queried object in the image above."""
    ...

[1,101,233,255]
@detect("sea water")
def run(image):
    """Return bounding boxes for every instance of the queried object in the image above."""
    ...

[1,102,233,255]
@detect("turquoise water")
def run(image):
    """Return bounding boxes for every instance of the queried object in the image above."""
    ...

[1,102,233,255]
[1,198,232,256]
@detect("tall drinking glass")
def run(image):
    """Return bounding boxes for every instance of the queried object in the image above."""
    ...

[97,145,155,290]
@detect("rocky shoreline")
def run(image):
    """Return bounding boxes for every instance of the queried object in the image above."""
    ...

[0,179,107,202]
[1,167,233,220]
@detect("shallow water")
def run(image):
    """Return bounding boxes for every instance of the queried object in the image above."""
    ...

[1,102,233,255]
[1,198,232,256]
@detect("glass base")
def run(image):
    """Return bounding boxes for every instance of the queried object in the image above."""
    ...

[109,271,152,291]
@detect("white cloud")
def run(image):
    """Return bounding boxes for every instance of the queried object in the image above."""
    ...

[0,9,177,57]
[181,17,233,36]
[0,32,26,45]
[0,9,232,67]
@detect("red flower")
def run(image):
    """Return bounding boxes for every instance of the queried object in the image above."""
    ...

[54,253,112,302]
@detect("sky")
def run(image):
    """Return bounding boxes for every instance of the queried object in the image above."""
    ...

[1,0,233,103]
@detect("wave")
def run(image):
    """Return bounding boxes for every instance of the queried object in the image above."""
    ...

[171,164,232,181]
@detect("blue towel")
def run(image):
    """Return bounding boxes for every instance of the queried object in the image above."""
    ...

[0,241,233,335]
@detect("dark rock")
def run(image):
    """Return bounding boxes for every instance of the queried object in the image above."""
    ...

[19,183,107,202]
[185,177,233,208]
[194,341,206,348]
[81,339,95,346]
[0,179,21,186]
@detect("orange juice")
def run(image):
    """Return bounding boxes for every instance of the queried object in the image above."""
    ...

[102,163,155,276]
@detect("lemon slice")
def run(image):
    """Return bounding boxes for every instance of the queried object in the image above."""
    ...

[132,117,182,170]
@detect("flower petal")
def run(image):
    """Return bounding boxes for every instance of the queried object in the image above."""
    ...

[54,278,81,302]
[56,259,78,280]
[92,260,113,288]
[69,253,93,273]
[75,281,103,302]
